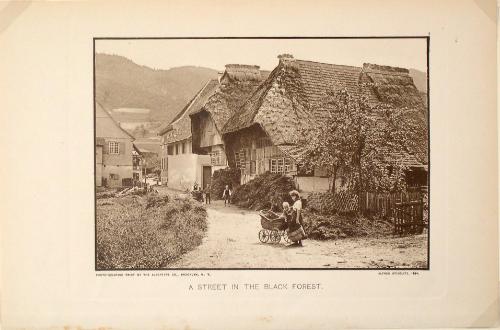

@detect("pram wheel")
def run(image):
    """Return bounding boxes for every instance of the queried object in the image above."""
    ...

[282,230,291,244]
[258,229,270,243]
[270,230,281,243]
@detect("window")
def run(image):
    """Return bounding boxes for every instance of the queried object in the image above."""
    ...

[181,142,186,154]
[210,150,226,166]
[108,141,119,154]
[176,144,180,155]
[270,158,293,174]
[167,145,174,155]
[285,158,294,173]
[270,159,278,173]
[234,151,240,169]
[250,161,256,174]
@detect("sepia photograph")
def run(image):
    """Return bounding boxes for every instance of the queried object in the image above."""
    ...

[94,37,429,270]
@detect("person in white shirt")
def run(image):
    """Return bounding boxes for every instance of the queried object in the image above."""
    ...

[289,190,305,246]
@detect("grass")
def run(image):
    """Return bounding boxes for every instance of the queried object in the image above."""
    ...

[96,194,207,269]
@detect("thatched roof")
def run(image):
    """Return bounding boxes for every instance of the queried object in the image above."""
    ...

[158,79,219,143]
[190,64,270,132]
[223,55,428,166]
[362,63,425,108]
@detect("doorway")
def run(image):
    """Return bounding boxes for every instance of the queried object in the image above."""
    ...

[202,166,212,190]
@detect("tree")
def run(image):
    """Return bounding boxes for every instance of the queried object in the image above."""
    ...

[300,87,427,195]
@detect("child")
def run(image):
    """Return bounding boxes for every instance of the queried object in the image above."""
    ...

[278,202,292,230]
[204,184,211,204]
[222,185,231,207]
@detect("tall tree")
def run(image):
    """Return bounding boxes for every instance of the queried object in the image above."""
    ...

[300,87,426,195]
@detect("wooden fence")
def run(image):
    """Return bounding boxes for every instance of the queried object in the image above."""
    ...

[359,187,426,219]
[393,201,425,235]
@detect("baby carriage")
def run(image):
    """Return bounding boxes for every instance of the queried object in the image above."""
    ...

[258,210,291,244]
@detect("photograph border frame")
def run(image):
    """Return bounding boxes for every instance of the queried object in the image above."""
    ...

[93,36,430,272]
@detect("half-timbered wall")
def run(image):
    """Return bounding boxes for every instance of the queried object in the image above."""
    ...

[224,124,298,184]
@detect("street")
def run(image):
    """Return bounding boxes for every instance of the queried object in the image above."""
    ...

[169,199,428,269]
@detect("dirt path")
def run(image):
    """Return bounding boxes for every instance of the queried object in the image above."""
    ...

[170,200,428,269]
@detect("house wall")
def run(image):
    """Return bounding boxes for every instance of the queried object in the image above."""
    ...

[225,125,335,192]
[199,112,223,148]
[160,137,193,185]
[96,104,134,187]
[295,177,330,193]
[166,153,211,191]
[102,164,134,188]
[209,144,228,173]
[191,111,224,155]
[96,145,103,187]
[224,125,297,185]
[98,138,134,187]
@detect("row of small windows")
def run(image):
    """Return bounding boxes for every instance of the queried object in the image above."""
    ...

[167,141,189,155]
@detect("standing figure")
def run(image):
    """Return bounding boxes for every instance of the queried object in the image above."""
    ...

[204,184,211,204]
[222,185,232,207]
[289,190,304,247]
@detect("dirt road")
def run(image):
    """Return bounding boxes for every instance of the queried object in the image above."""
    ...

[170,200,428,269]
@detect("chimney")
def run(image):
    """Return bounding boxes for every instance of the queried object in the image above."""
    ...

[224,64,261,81]
[278,53,294,64]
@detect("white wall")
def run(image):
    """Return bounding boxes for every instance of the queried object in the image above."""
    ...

[295,176,330,193]
[167,153,211,191]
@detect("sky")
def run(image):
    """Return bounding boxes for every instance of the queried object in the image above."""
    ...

[95,38,427,72]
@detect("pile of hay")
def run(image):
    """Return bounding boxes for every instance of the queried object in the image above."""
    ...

[210,168,240,200]
[96,195,207,269]
[231,172,296,211]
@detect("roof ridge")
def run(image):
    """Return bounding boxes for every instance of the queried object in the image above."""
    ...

[96,102,135,140]
[222,66,279,134]
[295,59,362,70]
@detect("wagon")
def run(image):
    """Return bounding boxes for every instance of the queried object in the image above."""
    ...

[258,210,291,244]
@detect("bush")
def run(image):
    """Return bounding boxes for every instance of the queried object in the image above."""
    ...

[302,210,392,240]
[96,194,207,269]
[210,168,240,200]
[231,172,297,211]
[306,192,337,214]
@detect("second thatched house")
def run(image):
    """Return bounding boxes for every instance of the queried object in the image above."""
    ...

[158,79,219,190]
[222,54,428,192]
[188,64,270,189]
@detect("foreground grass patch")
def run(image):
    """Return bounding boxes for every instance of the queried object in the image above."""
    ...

[96,195,207,269]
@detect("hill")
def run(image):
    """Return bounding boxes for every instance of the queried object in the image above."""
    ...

[95,53,219,123]
[408,68,427,93]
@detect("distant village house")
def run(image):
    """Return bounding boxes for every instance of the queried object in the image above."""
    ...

[95,102,135,187]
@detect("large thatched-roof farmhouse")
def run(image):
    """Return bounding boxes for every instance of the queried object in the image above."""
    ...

[222,54,428,192]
